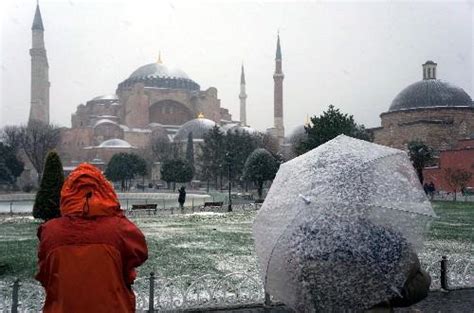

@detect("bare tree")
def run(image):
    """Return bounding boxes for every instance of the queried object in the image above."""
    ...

[18,120,61,183]
[1,125,22,153]
[151,136,180,162]
[444,168,473,201]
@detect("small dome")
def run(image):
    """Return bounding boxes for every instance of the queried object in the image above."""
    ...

[92,94,118,101]
[284,125,307,145]
[173,118,221,142]
[228,125,261,136]
[130,63,189,79]
[389,80,473,112]
[98,138,134,148]
[93,119,118,128]
[222,123,240,131]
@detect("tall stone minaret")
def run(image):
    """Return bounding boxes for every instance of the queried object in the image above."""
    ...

[273,33,285,142]
[239,64,247,126]
[29,2,50,124]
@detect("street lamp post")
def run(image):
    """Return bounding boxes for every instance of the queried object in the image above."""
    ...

[226,152,232,212]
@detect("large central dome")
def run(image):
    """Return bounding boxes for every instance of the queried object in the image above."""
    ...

[389,80,472,112]
[130,63,190,79]
[118,61,200,91]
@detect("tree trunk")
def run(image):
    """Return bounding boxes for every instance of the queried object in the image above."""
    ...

[416,167,424,185]
[258,181,263,199]
[453,189,457,201]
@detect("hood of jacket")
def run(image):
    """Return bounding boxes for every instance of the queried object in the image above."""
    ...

[60,163,122,217]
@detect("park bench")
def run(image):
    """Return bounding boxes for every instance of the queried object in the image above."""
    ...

[130,204,158,215]
[202,201,224,210]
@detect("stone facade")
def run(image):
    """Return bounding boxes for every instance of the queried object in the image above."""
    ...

[372,107,474,151]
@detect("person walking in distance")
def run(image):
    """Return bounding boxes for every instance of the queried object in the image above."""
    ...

[178,186,186,212]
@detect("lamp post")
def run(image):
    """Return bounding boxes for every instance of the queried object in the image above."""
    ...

[225,152,232,212]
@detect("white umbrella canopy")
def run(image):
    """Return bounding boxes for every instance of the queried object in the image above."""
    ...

[253,135,436,312]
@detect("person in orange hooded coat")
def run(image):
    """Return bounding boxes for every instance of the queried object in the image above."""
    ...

[36,163,148,313]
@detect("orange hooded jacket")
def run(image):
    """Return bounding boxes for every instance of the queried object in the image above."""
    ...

[36,163,148,313]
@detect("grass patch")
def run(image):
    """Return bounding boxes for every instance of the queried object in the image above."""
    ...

[0,218,39,279]
[429,201,474,242]
[0,203,472,281]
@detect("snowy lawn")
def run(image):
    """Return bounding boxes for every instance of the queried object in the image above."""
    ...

[0,201,472,285]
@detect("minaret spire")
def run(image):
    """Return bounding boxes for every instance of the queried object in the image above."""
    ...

[272,32,285,143]
[239,63,247,126]
[157,51,163,64]
[29,1,50,124]
[32,2,44,31]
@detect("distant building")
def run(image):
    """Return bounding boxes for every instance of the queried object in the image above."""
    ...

[26,3,287,177]
[59,56,235,165]
[372,61,474,151]
[424,137,474,191]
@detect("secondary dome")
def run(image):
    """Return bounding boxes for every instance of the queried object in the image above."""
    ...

[173,118,221,142]
[118,61,200,92]
[284,125,307,145]
[228,125,261,136]
[98,138,134,148]
[389,61,472,112]
[92,94,118,101]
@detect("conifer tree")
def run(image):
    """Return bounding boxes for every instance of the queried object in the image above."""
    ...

[33,151,64,221]
[186,132,195,171]
[243,148,279,199]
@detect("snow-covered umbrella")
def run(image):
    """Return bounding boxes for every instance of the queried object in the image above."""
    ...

[253,135,436,312]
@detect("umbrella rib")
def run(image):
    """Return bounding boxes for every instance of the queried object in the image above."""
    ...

[262,208,307,290]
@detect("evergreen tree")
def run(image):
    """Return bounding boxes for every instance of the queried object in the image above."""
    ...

[407,140,434,185]
[0,142,24,187]
[161,159,193,190]
[225,130,261,182]
[199,126,225,188]
[33,151,64,221]
[242,148,279,199]
[186,132,195,171]
[296,105,372,155]
[105,153,148,191]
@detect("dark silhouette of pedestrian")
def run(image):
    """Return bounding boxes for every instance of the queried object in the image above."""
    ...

[178,186,186,212]
[428,182,436,200]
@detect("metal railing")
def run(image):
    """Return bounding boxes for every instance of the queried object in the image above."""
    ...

[1,256,473,312]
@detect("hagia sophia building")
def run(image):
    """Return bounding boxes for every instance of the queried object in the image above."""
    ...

[28,3,285,177]
[28,4,474,189]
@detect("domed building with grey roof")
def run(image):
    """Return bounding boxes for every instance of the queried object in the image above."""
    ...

[372,61,474,151]
[59,56,236,165]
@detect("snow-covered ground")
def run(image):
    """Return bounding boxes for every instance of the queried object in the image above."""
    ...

[0,204,473,311]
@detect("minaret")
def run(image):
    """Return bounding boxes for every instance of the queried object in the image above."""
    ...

[273,33,285,143]
[29,2,50,124]
[239,64,247,126]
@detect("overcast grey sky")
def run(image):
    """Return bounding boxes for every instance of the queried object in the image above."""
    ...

[1,0,473,133]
